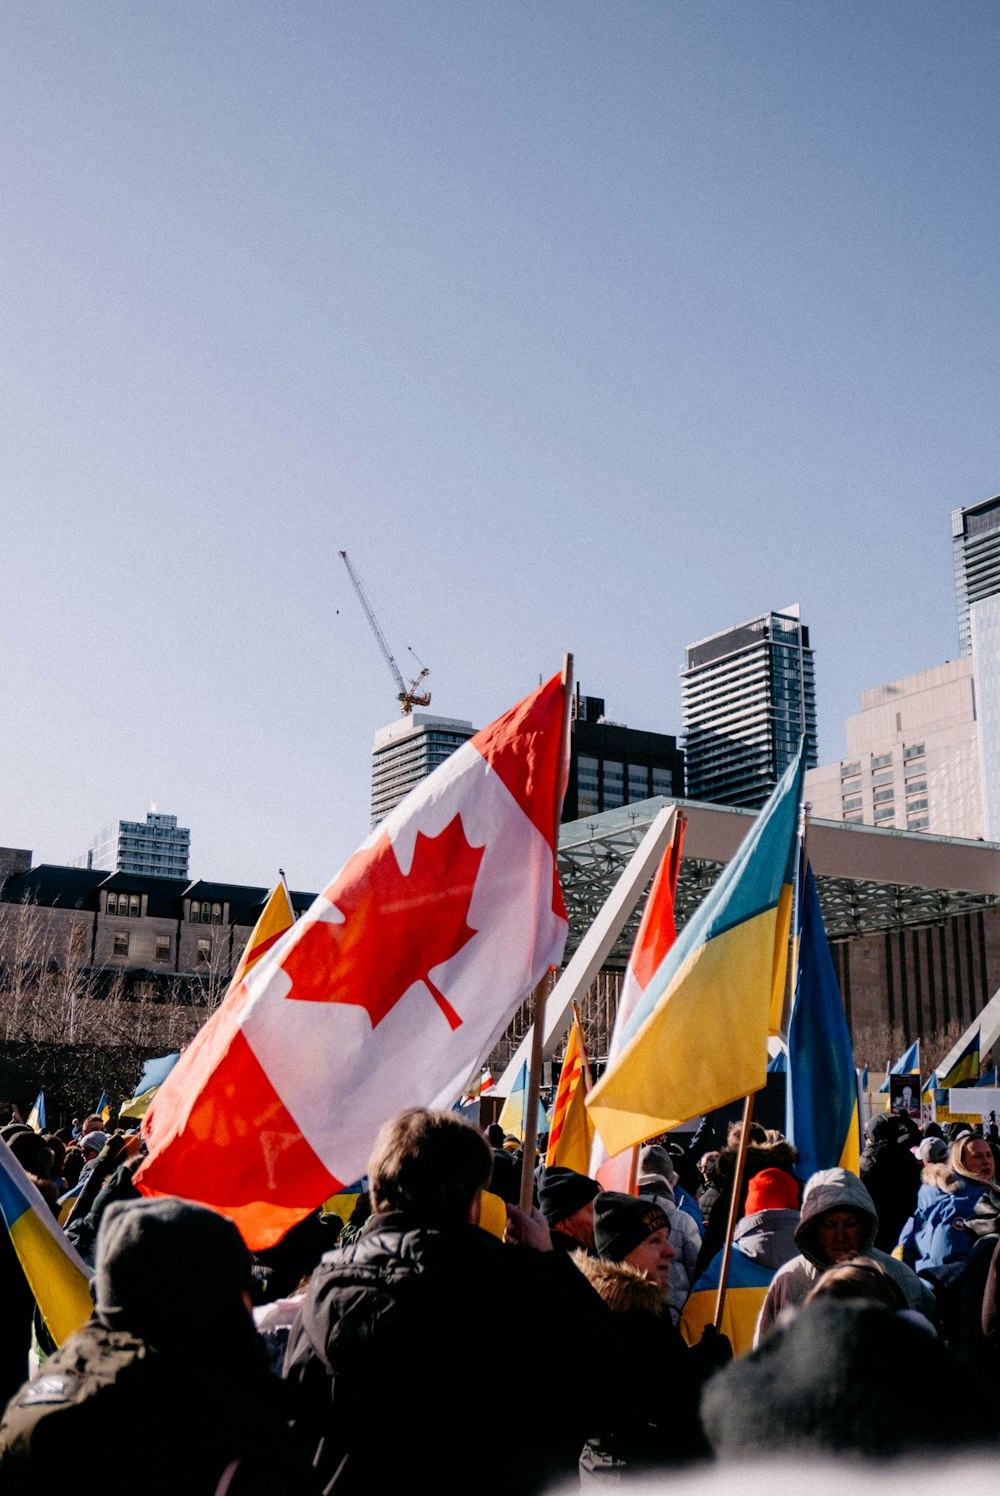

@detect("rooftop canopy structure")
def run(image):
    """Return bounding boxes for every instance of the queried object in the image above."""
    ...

[558,797,1000,963]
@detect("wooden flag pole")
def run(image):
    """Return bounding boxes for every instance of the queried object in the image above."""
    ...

[518,653,574,1215]
[713,1091,756,1331]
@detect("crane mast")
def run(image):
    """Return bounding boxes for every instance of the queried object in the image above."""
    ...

[339,550,431,714]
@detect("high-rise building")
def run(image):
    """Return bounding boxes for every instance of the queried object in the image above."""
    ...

[681,605,817,809]
[371,713,476,826]
[82,811,191,879]
[953,495,1000,656]
[804,658,983,839]
[562,692,684,821]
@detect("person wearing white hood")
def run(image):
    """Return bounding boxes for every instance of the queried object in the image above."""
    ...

[754,1167,937,1346]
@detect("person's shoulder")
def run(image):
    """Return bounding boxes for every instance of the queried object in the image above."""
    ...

[1,1322,152,1452]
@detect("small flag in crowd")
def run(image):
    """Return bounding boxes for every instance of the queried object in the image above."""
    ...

[119,1053,182,1121]
[26,1092,45,1132]
[498,1061,551,1142]
[587,744,805,1155]
[546,1004,593,1174]
[0,1140,93,1345]
[786,861,860,1179]
[878,1039,920,1092]
[590,813,685,1190]
[138,670,570,1248]
[460,1068,497,1105]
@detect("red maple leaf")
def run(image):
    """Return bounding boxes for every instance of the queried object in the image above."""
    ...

[279,814,486,1031]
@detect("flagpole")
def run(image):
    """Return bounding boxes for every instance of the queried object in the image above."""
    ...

[713,1092,755,1330]
[519,653,573,1214]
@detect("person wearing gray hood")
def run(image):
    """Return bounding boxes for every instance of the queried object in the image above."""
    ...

[754,1167,937,1345]
[636,1144,701,1323]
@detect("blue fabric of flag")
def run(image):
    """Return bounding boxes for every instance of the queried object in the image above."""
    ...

[786,862,859,1180]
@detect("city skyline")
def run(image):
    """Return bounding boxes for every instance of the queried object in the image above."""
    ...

[3,5,999,891]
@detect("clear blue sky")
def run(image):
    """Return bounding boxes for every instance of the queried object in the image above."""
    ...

[3,2,998,891]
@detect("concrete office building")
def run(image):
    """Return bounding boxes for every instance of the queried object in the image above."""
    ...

[80,811,191,880]
[971,594,1000,842]
[804,658,983,840]
[562,692,684,821]
[371,713,476,826]
[681,605,818,809]
[953,494,1000,656]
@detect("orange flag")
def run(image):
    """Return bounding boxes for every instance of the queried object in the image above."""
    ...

[545,1004,593,1174]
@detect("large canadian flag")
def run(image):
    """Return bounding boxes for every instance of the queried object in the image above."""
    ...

[137,672,569,1248]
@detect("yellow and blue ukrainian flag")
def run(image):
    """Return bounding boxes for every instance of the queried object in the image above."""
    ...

[0,1140,93,1345]
[26,1091,45,1132]
[940,1028,980,1089]
[786,861,860,1180]
[878,1039,920,1092]
[587,743,805,1155]
[119,1052,181,1121]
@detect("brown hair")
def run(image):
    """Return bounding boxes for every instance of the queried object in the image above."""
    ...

[368,1108,493,1226]
[805,1256,907,1312]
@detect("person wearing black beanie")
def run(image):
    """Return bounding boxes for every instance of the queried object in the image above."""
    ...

[0,1197,313,1494]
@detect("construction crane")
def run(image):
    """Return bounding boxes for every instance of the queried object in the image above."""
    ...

[339,549,432,714]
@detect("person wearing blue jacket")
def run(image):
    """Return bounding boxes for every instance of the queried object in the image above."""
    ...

[899,1134,995,1281]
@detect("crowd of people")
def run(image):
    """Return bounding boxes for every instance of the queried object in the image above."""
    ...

[2,1102,1000,1492]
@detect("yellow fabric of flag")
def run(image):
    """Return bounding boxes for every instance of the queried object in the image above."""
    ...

[545,1005,594,1174]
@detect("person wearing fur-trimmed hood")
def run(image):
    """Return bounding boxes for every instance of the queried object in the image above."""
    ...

[754,1168,937,1346]
[898,1135,996,1282]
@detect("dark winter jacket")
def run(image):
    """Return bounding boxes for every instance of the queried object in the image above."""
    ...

[0,1318,308,1495]
[283,1211,625,1496]
[859,1117,922,1251]
[574,1255,726,1482]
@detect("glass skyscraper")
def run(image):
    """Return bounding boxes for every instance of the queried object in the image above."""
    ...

[952,495,1000,657]
[681,605,818,809]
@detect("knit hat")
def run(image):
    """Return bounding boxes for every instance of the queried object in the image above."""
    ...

[80,1131,108,1155]
[594,1192,669,1261]
[638,1143,677,1183]
[95,1197,253,1341]
[745,1167,799,1214]
[538,1166,600,1226]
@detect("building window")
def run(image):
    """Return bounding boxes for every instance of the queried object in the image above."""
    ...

[872,771,894,787]
[129,894,141,917]
[905,778,927,795]
[651,768,672,796]
[113,931,129,957]
[197,937,212,965]
[211,903,223,924]
[906,797,929,812]
[842,796,862,812]
[873,789,894,804]
[155,935,171,962]
[841,762,861,778]
[627,765,649,802]
[904,760,926,780]
[908,816,930,830]
[874,805,895,822]
[872,753,893,769]
[903,743,926,761]
[844,812,864,824]
[841,777,861,795]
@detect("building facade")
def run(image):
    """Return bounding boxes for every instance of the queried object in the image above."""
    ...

[681,605,818,809]
[562,693,684,821]
[82,811,191,880]
[953,494,1000,657]
[804,658,983,839]
[371,713,476,826]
